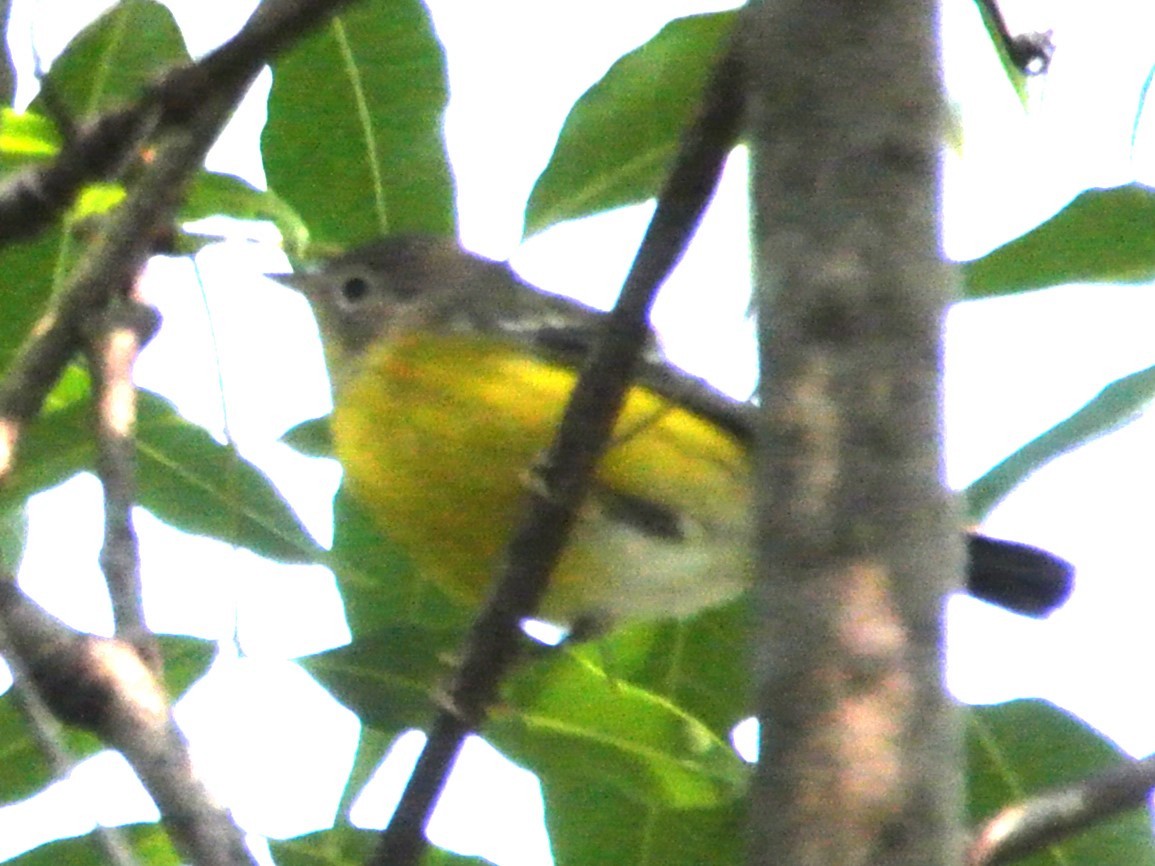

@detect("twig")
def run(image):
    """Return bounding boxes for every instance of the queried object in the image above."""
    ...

[0,581,254,866]
[975,0,1054,75]
[368,23,749,866]
[83,296,162,669]
[968,755,1155,866]
[0,0,354,472]
[0,606,141,866]
[0,2,360,863]
[0,0,357,245]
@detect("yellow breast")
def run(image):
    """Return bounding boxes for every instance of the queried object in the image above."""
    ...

[331,333,750,627]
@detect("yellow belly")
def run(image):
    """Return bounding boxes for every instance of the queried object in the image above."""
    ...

[332,334,750,626]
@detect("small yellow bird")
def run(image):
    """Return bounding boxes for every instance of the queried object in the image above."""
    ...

[281,235,1072,632]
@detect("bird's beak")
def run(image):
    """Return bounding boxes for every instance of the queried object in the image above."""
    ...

[268,270,312,293]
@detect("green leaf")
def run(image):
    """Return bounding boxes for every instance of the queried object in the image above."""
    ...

[543,774,744,866]
[973,0,1031,105]
[134,392,324,563]
[271,826,374,866]
[6,389,323,564]
[0,228,68,374]
[490,651,747,811]
[524,12,735,237]
[962,185,1155,297]
[590,600,750,738]
[326,489,467,638]
[181,172,310,254]
[282,415,333,459]
[968,700,1155,866]
[35,0,187,117]
[966,362,1155,519]
[0,110,61,160]
[336,725,395,818]
[303,622,459,738]
[9,823,178,866]
[0,689,103,802]
[157,634,215,699]
[263,0,455,250]
[0,505,29,574]
[271,826,493,866]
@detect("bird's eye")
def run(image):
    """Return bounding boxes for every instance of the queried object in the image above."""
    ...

[340,276,370,304]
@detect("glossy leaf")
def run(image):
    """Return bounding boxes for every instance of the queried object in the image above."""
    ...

[263,0,455,250]
[0,110,60,159]
[272,826,491,866]
[0,692,102,802]
[6,389,322,564]
[281,415,333,459]
[9,823,178,866]
[303,622,459,738]
[181,172,310,254]
[966,362,1155,519]
[962,185,1155,297]
[973,0,1031,105]
[0,229,68,373]
[543,775,743,866]
[524,12,734,236]
[36,0,187,117]
[490,651,747,811]
[968,701,1155,866]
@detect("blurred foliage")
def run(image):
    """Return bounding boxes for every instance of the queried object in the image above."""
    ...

[0,3,1153,866]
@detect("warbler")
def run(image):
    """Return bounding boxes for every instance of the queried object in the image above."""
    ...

[280,235,1072,631]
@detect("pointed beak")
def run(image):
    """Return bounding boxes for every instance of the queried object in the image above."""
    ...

[268,269,312,293]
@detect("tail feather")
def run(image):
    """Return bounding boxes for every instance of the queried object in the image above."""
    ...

[966,535,1074,617]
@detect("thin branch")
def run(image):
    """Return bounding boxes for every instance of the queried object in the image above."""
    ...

[0,605,141,866]
[975,0,1054,75]
[968,755,1155,866]
[0,2,360,863]
[0,0,354,473]
[0,0,357,245]
[83,296,162,669]
[368,25,749,866]
[0,581,254,866]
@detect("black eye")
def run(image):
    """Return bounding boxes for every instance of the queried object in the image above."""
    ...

[340,276,370,304]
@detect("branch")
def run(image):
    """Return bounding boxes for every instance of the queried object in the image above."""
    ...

[975,0,1054,75]
[0,582,254,866]
[83,296,162,668]
[968,755,1155,866]
[747,0,957,863]
[0,0,357,244]
[0,2,362,862]
[0,0,354,473]
[0,606,142,866]
[369,24,748,866]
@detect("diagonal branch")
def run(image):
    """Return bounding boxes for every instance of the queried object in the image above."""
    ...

[368,20,750,866]
[0,2,364,863]
[83,296,162,668]
[0,580,254,866]
[0,0,357,244]
[968,754,1155,866]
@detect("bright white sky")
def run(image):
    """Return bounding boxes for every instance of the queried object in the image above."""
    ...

[3,0,1155,864]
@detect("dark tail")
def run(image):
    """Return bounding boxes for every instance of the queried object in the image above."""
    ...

[966,534,1074,617]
